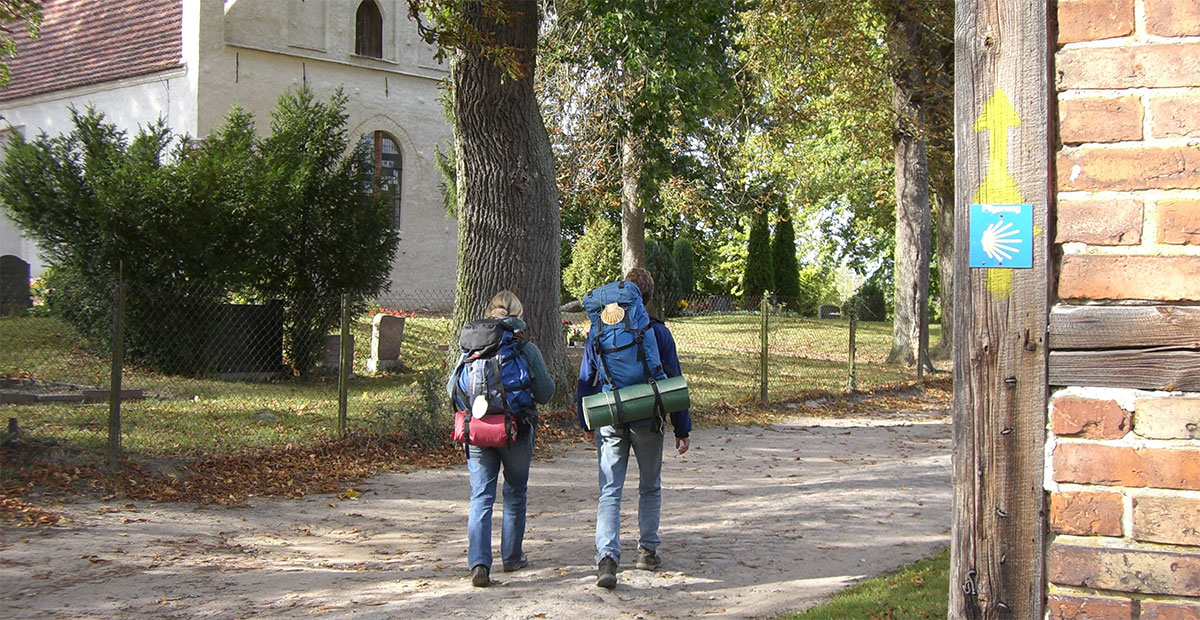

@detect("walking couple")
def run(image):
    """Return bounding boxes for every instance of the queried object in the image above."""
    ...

[447,268,692,589]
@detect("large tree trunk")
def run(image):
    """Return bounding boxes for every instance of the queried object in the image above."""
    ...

[451,0,571,393]
[932,174,954,359]
[884,8,933,369]
[620,136,645,274]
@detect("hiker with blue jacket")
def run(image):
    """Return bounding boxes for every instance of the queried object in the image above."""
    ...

[447,290,555,588]
[577,268,692,589]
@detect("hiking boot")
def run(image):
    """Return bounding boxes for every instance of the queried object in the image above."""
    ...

[596,557,618,589]
[471,565,490,587]
[635,547,662,571]
[502,555,527,573]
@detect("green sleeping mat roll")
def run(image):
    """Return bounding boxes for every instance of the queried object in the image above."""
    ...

[582,375,690,429]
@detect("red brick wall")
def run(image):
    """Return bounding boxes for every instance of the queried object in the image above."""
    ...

[1052,0,1200,614]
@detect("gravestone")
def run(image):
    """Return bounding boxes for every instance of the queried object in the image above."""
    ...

[0,255,31,316]
[705,295,733,312]
[818,304,842,319]
[323,333,354,369]
[215,300,284,379]
[367,313,405,373]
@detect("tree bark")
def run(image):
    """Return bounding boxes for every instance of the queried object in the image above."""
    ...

[884,8,932,369]
[451,0,571,393]
[620,136,645,275]
[932,174,954,359]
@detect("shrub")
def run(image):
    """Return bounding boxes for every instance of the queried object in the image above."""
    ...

[646,240,681,317]
[791,265,835,317]
[245,87,399,374]
[849,275,888,321]
[562,216,622,301]
[0,88,399,376]
[673,238,696,297]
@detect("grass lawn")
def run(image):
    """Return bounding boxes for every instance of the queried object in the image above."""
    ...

[2,314,452,456]
[783,548,950,620]
[667,314,936,405]
[5,312,935,459]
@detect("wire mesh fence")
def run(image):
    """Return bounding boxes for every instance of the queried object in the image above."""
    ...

[2,282,929,473]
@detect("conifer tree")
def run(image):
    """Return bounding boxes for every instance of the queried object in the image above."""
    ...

[772,203,801,306]
[742,209,774,298]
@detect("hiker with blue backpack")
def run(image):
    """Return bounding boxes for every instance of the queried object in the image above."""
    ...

[577,268,692,589]
[447,290,554,588]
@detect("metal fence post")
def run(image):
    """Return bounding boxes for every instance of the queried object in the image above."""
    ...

[759,296,768,403]
[108,266,125,470]
[337,293,350,436]
[848,306,858,391]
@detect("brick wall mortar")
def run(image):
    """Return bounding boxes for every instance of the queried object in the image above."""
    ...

[1123,491,1135,539]
[1058,137,1200,149]
[1058,35,1200,49]
[1048,583,1200,612]
[1054,436,1200,451]
[1053,483,1200,501]
[1059,243,1200,256]
[1053,532,1200,550]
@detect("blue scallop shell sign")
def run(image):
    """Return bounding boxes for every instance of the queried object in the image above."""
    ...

[969,203,1033,269]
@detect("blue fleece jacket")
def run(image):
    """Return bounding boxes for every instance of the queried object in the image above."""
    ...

[576,318,691,438]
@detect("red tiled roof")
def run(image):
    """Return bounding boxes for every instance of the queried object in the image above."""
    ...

[0,0,183,102]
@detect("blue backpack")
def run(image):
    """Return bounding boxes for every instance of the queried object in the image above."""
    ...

[452,318,534,417]
[582,280,668,391]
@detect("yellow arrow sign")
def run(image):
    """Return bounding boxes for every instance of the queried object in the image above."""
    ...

[972,88,1024,295]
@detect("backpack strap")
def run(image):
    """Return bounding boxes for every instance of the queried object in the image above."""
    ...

[451,354,470,412]
[633,326,654,384]
[637,320,667,432]
[647,375,667,434]
[610,381,628,426]
[593,328,618,390]
[463,414,472,459]
[491,353,516,448]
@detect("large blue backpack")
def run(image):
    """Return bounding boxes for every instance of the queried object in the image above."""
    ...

[452,318,534,417]
[582,280,668,391]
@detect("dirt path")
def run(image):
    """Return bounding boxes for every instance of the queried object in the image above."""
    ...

[1,413,951,619]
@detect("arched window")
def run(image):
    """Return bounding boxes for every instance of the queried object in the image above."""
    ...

[355,1,383,58]
[363,131,403,228]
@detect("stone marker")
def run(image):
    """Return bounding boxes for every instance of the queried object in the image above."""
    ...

[368,313,405,373]
[818,304,842,319]
[322,334,354,368]
[0,255,31,316]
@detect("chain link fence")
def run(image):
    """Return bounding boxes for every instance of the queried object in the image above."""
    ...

[3,282,930,473]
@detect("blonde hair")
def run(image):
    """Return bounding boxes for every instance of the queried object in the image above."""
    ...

[486,290,524,320]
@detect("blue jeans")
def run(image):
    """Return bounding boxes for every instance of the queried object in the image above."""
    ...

[467,427,534,570]
[595,422,663,565]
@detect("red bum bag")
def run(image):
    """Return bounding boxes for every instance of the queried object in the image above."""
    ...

[452,411,518,447]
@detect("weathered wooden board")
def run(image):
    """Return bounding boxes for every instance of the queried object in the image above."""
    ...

[1049,350,1200,391]
[1049,305,1200,350]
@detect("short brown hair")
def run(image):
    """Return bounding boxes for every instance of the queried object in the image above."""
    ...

[623,268,654,304]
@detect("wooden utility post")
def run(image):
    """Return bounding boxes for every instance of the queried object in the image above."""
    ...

[951,0,1053,617]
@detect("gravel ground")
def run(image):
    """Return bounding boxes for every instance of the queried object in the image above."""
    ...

[0,412,951,619]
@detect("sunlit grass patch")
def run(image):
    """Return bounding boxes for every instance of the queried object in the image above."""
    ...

[782,547,949,620]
